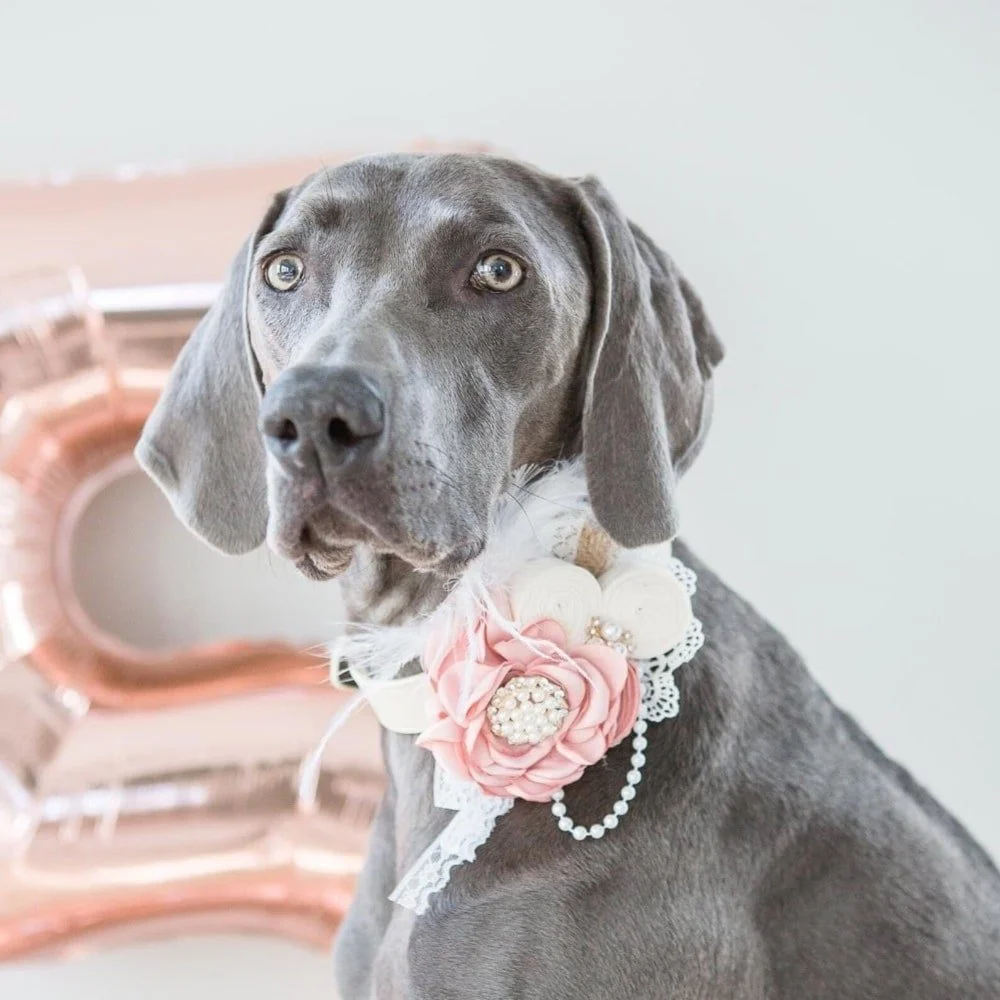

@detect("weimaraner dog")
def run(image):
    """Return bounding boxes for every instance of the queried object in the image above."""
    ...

[137,153,1000,998]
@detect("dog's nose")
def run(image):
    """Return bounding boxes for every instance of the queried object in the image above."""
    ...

[259,364,385,471]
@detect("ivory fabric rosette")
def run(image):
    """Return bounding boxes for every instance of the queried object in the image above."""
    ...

[506,556,694,659]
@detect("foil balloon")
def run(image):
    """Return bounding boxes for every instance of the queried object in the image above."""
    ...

[0,269,384,960]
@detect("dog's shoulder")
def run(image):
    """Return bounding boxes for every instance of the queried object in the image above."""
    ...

[682,543,1000,997]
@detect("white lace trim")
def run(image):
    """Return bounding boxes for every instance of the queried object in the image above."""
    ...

[636,556,703,723]
[389,767,514,914]
[389,555,703,914]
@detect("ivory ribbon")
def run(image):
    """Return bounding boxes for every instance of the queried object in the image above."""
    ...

[348,665,431,734]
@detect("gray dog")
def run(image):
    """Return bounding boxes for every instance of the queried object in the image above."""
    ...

[137,153,1000,998]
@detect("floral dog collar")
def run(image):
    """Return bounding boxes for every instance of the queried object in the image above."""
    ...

[315,459,704,914]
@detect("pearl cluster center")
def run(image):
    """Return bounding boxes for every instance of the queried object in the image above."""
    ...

[487,675,569,746]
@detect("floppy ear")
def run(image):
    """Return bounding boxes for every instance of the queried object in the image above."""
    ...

[574,177,724,547]
[134,192,289,554]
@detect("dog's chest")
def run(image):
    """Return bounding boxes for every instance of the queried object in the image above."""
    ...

[399,893,765,1000]
[374,734,766,1000]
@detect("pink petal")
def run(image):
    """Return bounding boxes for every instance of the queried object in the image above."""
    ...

[493,635,556,667]
[521,618,569,646]
[462,714,487,756]
[570,674,611,731]
[478,780,520,799]
[474,757,520,778]
[505,775,563,801]
[563,725,599,745]
[606,670,641,744]
[469,775,510,794]
[416,716,463,748]
[554,731,608,767]
[482,731,554,771]
[534,660,588,707]
[528,750,587,784]
[468,759,519,791]
[435,661,508,724]
[569,642,632,696]
[425,740,473,782]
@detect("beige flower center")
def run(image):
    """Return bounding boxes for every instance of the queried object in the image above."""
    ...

[486,675,569,746]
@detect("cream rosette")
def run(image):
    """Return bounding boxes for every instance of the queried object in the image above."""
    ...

[508,555,693,660]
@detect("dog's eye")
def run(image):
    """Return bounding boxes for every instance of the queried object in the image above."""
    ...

[470,252,524,292]
[263,253,305,291]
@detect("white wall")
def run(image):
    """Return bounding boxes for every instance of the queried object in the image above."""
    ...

[2,0,999,994]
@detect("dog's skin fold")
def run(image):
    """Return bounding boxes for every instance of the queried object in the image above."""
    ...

[136,153,1000,998]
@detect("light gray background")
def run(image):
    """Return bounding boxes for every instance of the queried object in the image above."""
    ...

[2,0,998,995]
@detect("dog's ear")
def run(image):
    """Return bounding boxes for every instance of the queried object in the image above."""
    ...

[573,177,724,547]
[134,191,290,554]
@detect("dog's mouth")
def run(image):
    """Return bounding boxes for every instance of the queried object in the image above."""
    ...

[267,503,360,581]
[271,503,487,582]
[291,533,484,582]
[265,453,497,581]
[294,545,354,582]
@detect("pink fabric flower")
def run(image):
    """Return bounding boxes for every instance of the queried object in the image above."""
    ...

[416,597,641,801]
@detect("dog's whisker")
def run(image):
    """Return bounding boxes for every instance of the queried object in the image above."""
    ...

[502,486,538,539]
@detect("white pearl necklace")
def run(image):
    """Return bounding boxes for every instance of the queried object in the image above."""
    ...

[550,716,649,840]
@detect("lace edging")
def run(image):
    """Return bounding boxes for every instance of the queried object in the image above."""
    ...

[389,783,514,914]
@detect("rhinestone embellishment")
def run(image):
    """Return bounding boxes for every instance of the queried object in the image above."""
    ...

[487,675,569,746]
[586,616,635,656]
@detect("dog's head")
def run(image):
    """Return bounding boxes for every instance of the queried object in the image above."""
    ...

[137,154,723,581]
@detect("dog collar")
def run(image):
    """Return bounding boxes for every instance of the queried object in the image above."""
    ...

[332,647,430,734]
[313,459,705,914]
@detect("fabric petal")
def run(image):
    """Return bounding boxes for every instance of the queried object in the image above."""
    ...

[554,731,608,767]
[569,642,632,696]
[435,661,508,724]
[416,715,463,748]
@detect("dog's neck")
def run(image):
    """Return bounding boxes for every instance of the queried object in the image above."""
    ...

[338,433,587,628]
[340,549,448,628]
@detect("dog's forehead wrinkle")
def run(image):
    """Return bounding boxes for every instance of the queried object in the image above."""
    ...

[288,189,343,230]
[406,195,473,229]
[308,157,408,197]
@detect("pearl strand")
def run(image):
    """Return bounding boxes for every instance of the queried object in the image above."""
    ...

[550,716,649,840]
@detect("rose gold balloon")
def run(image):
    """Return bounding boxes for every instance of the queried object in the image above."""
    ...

[0,274,324,705]
[0,146,492,960]
[0,272,384,960]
